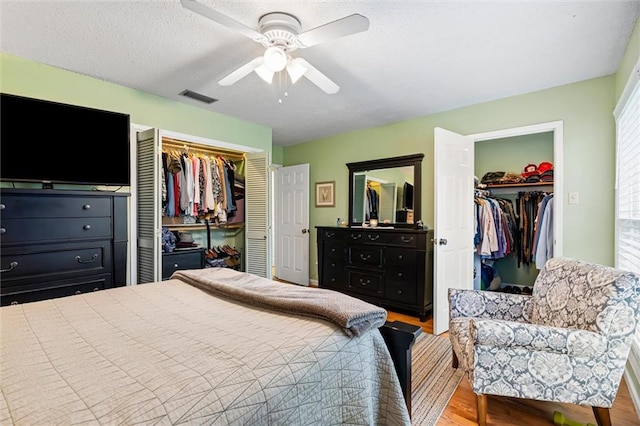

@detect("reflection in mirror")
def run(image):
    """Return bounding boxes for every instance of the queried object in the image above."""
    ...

[347,154,424,228]
[352,166,414,224]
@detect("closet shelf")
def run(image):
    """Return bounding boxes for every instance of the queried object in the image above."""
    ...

[486,182,553,194]
[162,222,244,234]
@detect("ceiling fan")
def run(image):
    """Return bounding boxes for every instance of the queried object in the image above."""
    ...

[181,0,370,94]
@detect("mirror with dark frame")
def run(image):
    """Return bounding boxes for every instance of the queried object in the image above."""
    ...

[346,154,424,228]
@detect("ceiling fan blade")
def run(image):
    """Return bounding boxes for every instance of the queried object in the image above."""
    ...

[286,58,307,84]
[295,58,339,94]
[297,14,369,48]
[219,57,264,86]
[181,0,263,41]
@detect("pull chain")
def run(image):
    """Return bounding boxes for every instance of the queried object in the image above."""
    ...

[278,70,289,104]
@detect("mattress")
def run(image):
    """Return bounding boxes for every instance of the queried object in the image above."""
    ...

[0,271,410,425]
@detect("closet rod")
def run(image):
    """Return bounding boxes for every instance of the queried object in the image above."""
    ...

[162,138,246,161]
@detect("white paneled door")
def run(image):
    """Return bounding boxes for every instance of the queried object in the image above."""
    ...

[275,164,310,285]
[433,127,475,335]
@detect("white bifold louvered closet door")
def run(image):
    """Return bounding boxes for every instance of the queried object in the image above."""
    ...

[245,152,270,278]
[136,128,269,284]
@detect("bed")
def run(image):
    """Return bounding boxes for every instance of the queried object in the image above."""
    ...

[0,268,412,425]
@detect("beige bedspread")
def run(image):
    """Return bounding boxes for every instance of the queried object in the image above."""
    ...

[0,271,410,425]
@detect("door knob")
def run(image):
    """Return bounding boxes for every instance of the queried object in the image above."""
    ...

[302,228,310,234]
[438,238,448,245]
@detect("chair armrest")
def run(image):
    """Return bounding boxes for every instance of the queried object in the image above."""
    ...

[449,288,533,322]
[470,318,608,358]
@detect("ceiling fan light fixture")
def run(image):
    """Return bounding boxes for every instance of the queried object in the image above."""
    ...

[255,64,275,83]
[263,46,288,72]
[286,58,307,84]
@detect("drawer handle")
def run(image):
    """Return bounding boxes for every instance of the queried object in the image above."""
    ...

[367,234,380,241]
[396,290,403,295]
[326,232,335,238]
[359,254,371,261]
[75,290,82,295]
[397,272,403,278]
[83,225,91,230]
[331,262,336,267]
[75,254,98,264]
[350,233,362,240]
[0,203,5,210]
[174,263,179,268]
[330,278,336,282]
[0,228,5,235]
[93,288,100,292]
[359,278,371,286]
[397,254,403,260]
[1,261,18,273]
[10,301,18,305]
[400,236,414,243]
[83,204,91,210]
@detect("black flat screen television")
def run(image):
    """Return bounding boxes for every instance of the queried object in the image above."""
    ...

[402,182,414,210]
[1,93,131,186]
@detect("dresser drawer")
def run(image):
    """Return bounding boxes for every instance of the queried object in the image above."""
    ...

[1,274,112,306]
[347,270,383,296]
[385,248,418,267]
[320,229,349,242]
[321,258,347,289]
[1,217,112,244]
[324,242,347,259]
[348,246,383,268]
[384,280,417,304]
[383,232,421,248]
[162,249,204,280]
[341,230,421,248]
[0,241,112,286]
[385,266,417,282]
[1,194,111,218]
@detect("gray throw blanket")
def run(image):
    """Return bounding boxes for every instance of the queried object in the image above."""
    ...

[171,268,388,336]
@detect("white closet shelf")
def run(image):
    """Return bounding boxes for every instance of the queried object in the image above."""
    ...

[162,222,244,233]
[486,182,553,194]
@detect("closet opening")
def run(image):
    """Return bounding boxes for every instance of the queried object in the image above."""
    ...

[469,121,563,293]
[134,127,267,285]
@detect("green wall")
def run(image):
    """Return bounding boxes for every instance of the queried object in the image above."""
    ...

[474,133,553,180]
[0,53,272,151]
[285,76,617,280]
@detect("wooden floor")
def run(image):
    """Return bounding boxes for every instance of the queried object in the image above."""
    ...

[386,311,640,426]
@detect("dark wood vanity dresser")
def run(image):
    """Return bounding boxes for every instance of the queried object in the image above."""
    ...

[317,226,434,321]
[316,153,433,321]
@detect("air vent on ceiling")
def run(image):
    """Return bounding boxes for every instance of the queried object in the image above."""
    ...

[179,90,218,104]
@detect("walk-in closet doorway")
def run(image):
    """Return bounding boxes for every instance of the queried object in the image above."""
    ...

[432,120,564,335]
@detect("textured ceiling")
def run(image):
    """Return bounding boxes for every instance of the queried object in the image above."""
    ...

[1,1,639,147]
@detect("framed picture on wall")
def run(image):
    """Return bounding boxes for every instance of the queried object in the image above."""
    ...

[315,181,335,207]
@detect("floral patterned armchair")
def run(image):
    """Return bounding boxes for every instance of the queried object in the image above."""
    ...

[448,257,640,426]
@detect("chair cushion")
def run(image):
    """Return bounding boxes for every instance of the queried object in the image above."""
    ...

[531,257,639,335]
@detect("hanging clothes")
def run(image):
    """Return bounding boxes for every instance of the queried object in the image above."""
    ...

[160,147,245,224]
[367,183,379,220]
[533,193,554,268]
[515,191,552,266]
[474,193,518,261]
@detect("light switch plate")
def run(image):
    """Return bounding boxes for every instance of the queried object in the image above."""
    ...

[568,192,579,204]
